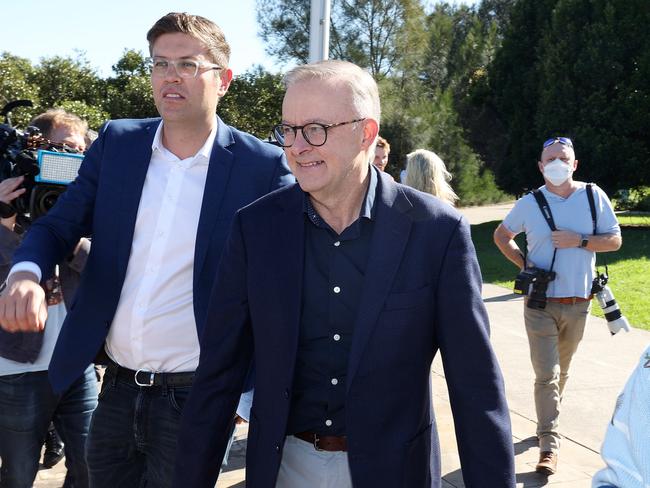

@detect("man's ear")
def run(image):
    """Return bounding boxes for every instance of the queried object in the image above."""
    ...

[217,68,233,97]
[538,160,544,174]
[573,158,579,171]
[360,118,379,150]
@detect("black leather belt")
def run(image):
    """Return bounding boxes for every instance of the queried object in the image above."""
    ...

[294,431,348,452]
[106,359,194,387]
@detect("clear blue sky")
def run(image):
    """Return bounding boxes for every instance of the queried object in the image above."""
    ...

[1,0,478,78]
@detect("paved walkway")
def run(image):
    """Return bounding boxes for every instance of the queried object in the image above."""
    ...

[33,202,647,487]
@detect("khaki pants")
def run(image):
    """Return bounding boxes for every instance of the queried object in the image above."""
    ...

[276,435,353,488]
[524,299,590,452]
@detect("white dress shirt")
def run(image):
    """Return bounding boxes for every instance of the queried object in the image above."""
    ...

[11,119,217,372]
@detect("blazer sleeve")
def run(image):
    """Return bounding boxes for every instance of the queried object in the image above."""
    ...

[12,122,105,281]
[173,211,255,488]
[435,216,516,487]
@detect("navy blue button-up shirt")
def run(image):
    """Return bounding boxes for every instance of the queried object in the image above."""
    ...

[286,166,378,436]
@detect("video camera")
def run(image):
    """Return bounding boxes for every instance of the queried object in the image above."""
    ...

[0,100,84,223]
[591,272,630,335]
[513,267,556,309]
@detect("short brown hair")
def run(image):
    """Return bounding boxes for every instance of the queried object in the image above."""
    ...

[147,12,231,69]
[376,136,390,154]
[29,109,88,141]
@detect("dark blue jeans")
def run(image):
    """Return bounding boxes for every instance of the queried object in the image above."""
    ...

[85,368,193,488]
[0,365,98,488]
[86,368,237,487]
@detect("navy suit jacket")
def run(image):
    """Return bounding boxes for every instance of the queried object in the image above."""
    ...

[12,117,294,393]
[174,171,515,488]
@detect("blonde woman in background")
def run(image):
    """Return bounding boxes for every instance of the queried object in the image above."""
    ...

[405,149,459,206]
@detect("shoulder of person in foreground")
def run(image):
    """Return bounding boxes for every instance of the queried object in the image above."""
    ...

[592,344,650,488]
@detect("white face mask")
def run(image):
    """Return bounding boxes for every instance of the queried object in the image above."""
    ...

[543,158,573,186]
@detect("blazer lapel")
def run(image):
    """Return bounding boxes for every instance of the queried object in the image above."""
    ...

[116,122,156,272]
[194,117,235,275]
[346,175,413,392]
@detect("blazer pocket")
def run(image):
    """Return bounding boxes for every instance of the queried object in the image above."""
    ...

[383,284,433,311]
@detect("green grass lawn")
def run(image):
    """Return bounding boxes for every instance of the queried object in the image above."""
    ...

[616,212,650,227]
[471,220,650,331]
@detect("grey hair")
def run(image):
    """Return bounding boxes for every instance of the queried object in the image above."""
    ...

[405,149,459,206]
[284,60,381,125]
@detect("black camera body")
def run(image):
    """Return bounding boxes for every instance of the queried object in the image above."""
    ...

[0,102,83,223]
[514,267,556,309]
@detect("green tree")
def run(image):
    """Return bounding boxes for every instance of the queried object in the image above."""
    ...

[0,53,40,127]
[535,0,650,195]
[219,66,285,138]
[483,0,650,195]
[29,54,106,110]
[257,0,422,77]
[380,2,507,204]
[104,50,156,120]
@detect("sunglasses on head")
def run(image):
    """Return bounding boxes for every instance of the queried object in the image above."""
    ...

[543,137,573,149]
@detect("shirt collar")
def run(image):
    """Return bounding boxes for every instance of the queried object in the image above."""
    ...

[303,164,378,224]
[151,116,219,165]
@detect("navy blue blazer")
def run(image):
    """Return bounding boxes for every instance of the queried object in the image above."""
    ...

[12,117,294,393]
[174,171,515,488]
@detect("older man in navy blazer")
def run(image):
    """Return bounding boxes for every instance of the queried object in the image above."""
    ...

[174,60,515,488]
[0,12,292,488]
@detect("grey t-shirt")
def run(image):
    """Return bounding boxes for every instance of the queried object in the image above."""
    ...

[503,182,620,298]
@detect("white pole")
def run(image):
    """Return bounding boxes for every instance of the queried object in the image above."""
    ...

[309,0,331,63]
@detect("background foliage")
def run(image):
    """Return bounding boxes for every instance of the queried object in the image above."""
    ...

[2,0,649,205]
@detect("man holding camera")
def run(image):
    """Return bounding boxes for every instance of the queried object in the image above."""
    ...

[494,137,621,476]
[0,110,97,488]
[0,12,293,488]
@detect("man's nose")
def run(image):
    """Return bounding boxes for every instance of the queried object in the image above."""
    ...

[290,130,312,153]
[163,62,182,81]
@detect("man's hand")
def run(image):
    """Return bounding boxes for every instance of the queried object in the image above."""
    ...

[0,176,26,205]
[551,230,581,248]
[0,271,48,332]
[0,176,25,231]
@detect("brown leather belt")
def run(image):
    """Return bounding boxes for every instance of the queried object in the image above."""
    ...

[546,296,592,305]
[294,431,348,452]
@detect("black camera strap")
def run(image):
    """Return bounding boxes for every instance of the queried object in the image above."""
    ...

[530,183,600,274]
[585,182,612,275]
[585,183,597,234]
[531,189,558,272]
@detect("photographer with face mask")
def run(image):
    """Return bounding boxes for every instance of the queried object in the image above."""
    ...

[493,137,622,477]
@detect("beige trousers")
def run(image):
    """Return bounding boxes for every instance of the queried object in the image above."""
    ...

[275,435,353,488]
[524,299,590,452]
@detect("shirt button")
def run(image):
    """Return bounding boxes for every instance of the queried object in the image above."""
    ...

[325,419,333,427]
[333,286,341,294]
[334,241,341,247]
[333,334,341,341]
[331,378,338,385]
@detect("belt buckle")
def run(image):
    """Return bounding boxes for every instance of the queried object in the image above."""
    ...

[313,434,323,451]
[134,369,155,387]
